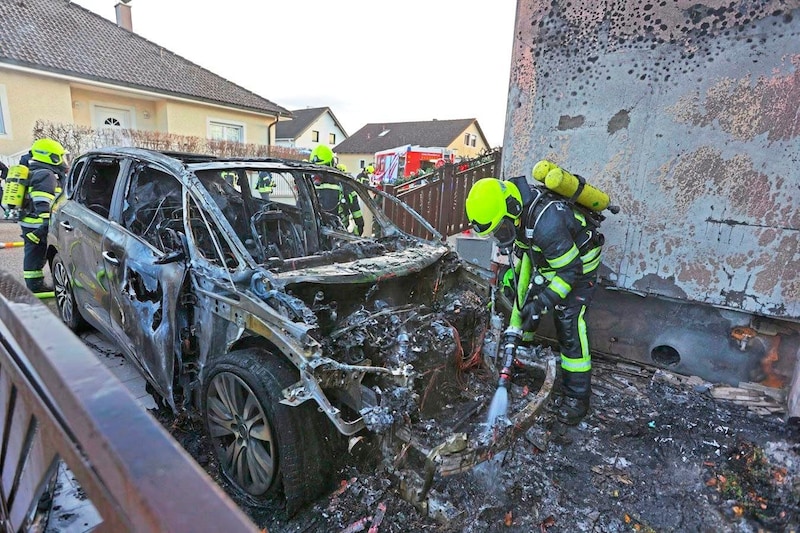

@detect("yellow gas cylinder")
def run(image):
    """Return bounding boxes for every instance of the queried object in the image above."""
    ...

[544,167,610,212]
[2,164,28,209]
[532,159,557,182]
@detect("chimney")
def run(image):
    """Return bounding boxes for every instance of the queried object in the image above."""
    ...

[115,1,133,32]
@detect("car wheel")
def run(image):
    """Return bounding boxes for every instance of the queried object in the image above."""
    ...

[52,253,86,332]
[202,349,331,514]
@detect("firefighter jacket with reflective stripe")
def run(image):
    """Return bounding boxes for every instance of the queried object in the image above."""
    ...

[19,162,60,232]
[515,190,603,307]
[315,180,364,233]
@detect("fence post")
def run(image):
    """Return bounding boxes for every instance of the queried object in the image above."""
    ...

[436,164,456,236]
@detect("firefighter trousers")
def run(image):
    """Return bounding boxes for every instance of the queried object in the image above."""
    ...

[552,280,596,399]
[22,234,48,290]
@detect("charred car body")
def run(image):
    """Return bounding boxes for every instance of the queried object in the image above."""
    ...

[46,147,555,515]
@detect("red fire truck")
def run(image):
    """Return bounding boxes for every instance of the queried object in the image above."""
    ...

[373,145,455,187]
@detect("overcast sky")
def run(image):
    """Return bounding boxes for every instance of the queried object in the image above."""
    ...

[72,0,518,147]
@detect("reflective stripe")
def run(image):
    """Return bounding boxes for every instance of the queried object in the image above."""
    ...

[316,183,341,192]
[581,246,601,274]
[548,275,571,298]
[30,191,55,201]
[23,270,44,279]
[547,243,579,269]
[561,305,591,372]
[20,216,44,225]
[573,211,586,226]
[351,208,362,218]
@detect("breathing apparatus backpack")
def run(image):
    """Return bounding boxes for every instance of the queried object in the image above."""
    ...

[531,160,619,215]
[1,164,29,210]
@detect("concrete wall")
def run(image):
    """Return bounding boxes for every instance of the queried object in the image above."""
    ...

[504,0,800,320]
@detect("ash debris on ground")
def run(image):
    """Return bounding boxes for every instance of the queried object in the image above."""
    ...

[147,282,799,532]
[155,349,799,533]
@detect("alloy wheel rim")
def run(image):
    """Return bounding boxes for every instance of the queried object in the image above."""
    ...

[53,262,73,325]
[206,372,276,496]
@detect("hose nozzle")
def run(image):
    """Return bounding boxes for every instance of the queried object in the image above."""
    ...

[498,367,512,388]
[498,327,522,388]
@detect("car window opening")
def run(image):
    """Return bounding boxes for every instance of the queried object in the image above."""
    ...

[75,158,121,217]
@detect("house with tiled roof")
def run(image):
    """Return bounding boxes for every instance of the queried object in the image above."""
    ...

[333,118,490,174]
[0,0,290,160]
[275,107,348,156]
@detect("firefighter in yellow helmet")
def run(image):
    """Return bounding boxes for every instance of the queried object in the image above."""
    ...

[465,175,604,426]
[309,145,364,236]
[20,138,68,294]
[356,163,374,186]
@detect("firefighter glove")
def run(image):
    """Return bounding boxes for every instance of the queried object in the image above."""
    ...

[520,293,552,331]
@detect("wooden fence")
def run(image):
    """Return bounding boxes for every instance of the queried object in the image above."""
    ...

[0,271,257,532]
[383,149,502,239]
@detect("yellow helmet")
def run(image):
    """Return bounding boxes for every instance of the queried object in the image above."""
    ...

[30,138,66,166]
[337,163,348,172]
[366,164,375,174]
[310,145,335,166]
[465,178,523,236]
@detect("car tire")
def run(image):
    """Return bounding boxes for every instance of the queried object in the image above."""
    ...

[52,253,86,332]
[202,349,331,515]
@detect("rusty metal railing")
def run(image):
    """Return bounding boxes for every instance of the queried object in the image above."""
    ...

[383,149,502,238]
[0,271,257,532]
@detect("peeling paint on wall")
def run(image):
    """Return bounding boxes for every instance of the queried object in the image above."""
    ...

[504,0,800,318]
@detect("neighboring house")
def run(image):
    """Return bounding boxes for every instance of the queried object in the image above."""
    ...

[0,0,291,161]
[333,118,491,174]
[275,107,348,155]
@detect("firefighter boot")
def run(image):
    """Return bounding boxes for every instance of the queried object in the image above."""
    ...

[26,278,53,294]
[556,395,590,426]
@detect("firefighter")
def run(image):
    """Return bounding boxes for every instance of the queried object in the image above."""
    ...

[309,145,364,236]
[20,138,68,294]
[465,176,604,425]
[356,164,374,186]
[255,171,275,199]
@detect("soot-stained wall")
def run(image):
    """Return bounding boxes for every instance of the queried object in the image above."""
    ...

[504,0,799,319]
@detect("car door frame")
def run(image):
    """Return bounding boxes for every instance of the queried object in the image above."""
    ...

[53,155,126,336]
[102,159,189,406]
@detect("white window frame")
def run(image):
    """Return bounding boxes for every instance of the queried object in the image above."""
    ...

[0,85,12,138]
[208,118,246,142]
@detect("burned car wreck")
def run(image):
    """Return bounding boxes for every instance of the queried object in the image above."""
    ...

[46,147,556,515]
